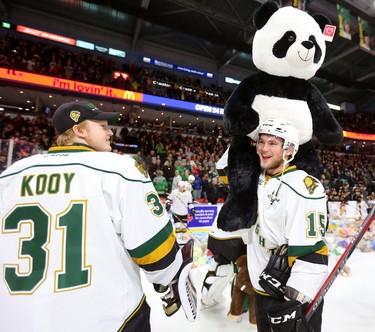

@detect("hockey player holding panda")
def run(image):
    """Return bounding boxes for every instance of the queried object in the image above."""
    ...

[245,118,328,332]
[202,119,328,331]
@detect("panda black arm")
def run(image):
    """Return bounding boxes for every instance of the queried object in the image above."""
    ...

[307,84,343,144]
[224,75,260,136]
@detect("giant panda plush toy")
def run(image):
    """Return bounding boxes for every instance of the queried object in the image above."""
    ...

[217,1,343,232]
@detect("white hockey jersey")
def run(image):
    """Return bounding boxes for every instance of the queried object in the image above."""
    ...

[245,166,328,300]
[0,145,182,332]
[167,188,193,216]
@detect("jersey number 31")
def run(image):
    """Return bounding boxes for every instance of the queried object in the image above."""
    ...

[2,201,91,295]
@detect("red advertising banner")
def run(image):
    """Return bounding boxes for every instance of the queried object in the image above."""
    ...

[343,130,375,142]
[16,25,76,46]
[0,68,143,102]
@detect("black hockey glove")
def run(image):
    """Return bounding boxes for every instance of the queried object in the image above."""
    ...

[190,208,196,217]
[265,299,313,332]
[154,239,197,322]
[165,200,171,211]
[259,244,291,300]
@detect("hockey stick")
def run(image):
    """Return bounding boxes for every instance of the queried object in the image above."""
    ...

[305,206,375,321]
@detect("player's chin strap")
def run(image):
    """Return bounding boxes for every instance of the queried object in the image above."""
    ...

[154,239,197,322]
[270,151,295,205]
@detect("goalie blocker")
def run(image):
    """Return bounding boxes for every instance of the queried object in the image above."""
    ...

[154,239,197,322]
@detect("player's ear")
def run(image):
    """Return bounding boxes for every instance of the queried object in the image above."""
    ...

[72,123,86,138]
[285,145,294,159]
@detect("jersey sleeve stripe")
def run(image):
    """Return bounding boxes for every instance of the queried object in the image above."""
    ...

[138,242,180,272]
[288,241,328,266]
[128,221,176,264]
[294,250,328,265]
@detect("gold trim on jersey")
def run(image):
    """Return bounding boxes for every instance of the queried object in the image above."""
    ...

[270,165,297,178]
[132,232,176,265]
[118,294,146,331]
[254,288,270,296]
[288,245,329,266]
[48,145,95,153]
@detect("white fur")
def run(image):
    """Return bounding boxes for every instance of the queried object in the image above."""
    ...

[248,94,313,144]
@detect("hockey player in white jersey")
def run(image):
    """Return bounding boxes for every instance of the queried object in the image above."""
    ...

[245,118,329,332]
[0,101,196,332]
[166,180,195,243]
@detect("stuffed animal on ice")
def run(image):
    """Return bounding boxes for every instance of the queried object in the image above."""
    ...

[217,0,343,231]
[227,255,256,325]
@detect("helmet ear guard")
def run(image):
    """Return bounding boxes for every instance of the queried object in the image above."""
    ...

[257,118,299,160]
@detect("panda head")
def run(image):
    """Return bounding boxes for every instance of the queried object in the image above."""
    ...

[252,1,331,80]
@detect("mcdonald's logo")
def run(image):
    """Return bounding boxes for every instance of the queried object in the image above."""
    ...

[123,90,136,100]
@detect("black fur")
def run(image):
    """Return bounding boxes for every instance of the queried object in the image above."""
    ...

[217,72,343,231]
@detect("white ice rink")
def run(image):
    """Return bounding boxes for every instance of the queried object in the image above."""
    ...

[142,250,375,332]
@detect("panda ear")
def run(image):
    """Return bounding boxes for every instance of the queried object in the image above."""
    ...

[253,1,280,30]
[312,13,331,33]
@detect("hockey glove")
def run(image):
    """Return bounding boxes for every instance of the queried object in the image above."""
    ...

[155,239,197,322]
[190,208,196,217]
[259,244,291,300]
[265,299,313,332]
[165,200,171,211]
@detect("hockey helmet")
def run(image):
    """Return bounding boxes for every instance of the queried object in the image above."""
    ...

[178,180,185,188]
[258,118,299,158]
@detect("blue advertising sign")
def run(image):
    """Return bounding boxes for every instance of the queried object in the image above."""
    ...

[188,205,217,228]
[142,56,214,78]
[142,94,224,116]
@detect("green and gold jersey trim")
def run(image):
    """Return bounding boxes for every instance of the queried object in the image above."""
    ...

[270,165,297,178]
[48,145,95,153]
[288,240,328,266]
[128,221,178,270]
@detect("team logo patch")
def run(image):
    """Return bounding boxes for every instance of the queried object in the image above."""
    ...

[70,111,81,123]
[135,161,148,178]
[303,176,318,194]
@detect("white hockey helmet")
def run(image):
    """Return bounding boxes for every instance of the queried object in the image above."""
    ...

[258,118,299,159]
[178,180,185,188]
[188,174,195,183]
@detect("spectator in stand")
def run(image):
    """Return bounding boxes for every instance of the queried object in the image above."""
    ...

[162,160,175,183]
[192,172,202,199]
[181,169,191,182]
[172,169,182,191]
[155,141,165,156]
[149,158,162,180]
[206,176,219,204]
[152,170,168,198]
[208,165,218,180]
[201,173,210,201]
[174,160,184,177]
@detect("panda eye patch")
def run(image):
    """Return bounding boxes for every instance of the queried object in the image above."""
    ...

[288,35,295,43]
[272,31,297,58]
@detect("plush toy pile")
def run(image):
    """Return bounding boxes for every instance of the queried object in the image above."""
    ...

[217,0,343,232]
